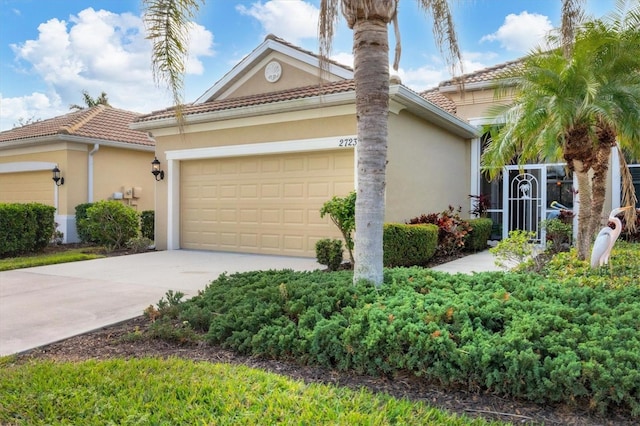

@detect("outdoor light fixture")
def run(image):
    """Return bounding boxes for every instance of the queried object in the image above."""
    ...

[52,166,64,186]
[151,157,165,181]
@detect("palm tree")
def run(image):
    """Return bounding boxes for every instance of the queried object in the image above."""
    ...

[69,90,111,110]
[143,0,587,286]
[482,1,640,260]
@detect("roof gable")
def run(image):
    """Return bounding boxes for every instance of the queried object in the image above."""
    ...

[194,34,353,103]
[0,105,154,148]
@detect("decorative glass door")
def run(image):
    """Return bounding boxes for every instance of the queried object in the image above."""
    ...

[503,166,546,244]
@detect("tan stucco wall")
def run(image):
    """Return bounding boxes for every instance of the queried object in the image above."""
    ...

[92,146,155,212]
[386,110,471,222]
[152,113,357,250]
[0,142,155,233]
[220,52,343,100]
[442,87,514,121]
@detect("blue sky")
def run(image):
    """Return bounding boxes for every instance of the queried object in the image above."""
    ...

[0,0,617,131]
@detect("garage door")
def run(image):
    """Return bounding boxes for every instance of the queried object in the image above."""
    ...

[0,171,54,205]
[181,150,354,256]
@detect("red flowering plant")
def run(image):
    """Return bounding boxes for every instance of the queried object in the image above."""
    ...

[408,206,472,257]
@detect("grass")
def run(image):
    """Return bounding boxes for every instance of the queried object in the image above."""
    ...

[0,247,105,271]
[0,357,505,425]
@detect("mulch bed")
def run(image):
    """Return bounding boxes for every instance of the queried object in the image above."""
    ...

[10,245,635,425]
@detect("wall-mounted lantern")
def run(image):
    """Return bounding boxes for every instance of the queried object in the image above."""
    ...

[151,157,165,181]
[52,166,64,186]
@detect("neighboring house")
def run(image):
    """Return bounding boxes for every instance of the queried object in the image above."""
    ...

[428,59,640,242]
[132,35,478,257]
[0,105,156,243]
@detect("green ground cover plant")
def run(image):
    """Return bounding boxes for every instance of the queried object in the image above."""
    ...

[0,358,500,425]
[151,243,640,417]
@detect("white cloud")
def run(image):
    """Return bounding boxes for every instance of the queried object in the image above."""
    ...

[2,7,214,131]
[236,0,319,43]
[0,92,64,131]
[480,11,553,53]
[397,52,489,92]
[330,52,354,68]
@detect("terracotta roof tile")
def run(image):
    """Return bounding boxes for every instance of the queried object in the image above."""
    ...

[136,80,357,122]
[439,58,524,88]
[420,88,457,114]
[0,106,154,147]
[137,79,459,124]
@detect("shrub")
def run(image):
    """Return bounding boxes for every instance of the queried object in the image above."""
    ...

[84,201,140,250]
[0,203,56,257]
[489,230,542,271]
[464,218,493,252]
[315,239,344,271]
[407,206,472,257]
[319,191,355,264]
[140,210,155,240]
[468,194,490,218]
[75,203,94,243]
[541,218,573,254]
[126,236,153,253]
[160,259,640,417]
[383,223,438,267]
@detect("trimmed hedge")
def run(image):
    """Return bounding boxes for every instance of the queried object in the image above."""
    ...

[383,223,438,267]
[465,218,493,252]
[83,201,140,250]
[0,203,56,257]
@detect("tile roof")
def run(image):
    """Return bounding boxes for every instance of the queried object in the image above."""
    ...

[438,58,524,88]
[136,79,459,124]
[0,105,154,147]
[264,34,353,71]
[136,80,357,123]
[420,88,457,114]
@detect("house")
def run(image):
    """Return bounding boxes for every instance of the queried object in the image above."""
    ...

[427,59,640,242]
[0,105,156,243]
[132,35,479,257]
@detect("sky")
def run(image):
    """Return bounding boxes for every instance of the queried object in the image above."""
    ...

[0,0,618,131]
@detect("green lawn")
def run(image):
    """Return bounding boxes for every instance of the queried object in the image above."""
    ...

[0,248,104,271]
[0,357,505,425]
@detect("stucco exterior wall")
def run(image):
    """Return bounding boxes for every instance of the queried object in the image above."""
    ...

[442,87,514,121]
[386,110,471,222]
[221,52,339,100]
[152,113,357,250]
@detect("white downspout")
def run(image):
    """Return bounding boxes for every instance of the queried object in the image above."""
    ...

[88,144,99,202]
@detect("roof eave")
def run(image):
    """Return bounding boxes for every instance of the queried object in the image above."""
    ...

[391,85,480,138]
[131,90,356,132]
[0,134,154,152]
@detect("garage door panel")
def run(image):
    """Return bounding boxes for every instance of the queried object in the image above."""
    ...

[181,150,353,256]
[0,171,54,205]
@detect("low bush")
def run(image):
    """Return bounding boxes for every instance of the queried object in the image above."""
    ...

[464,218,493,252]
[319,191,356,264]
[140,210,155,240]
[83,201,140,250]
[0,203,56,257]
[408,206,472,257]
[541,218,573,253]
[126,236,153,253]
[156,245,640,418]
[315,238,344,271]
[75,202,94,243]
[383,223,437,267]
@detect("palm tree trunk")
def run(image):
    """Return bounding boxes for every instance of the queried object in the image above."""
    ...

[350,16,390,287]
[574,161,592,260]
[589,123,615,238]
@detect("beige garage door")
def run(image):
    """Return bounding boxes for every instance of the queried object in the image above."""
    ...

[181,150,354,257]
[0,171,54,205]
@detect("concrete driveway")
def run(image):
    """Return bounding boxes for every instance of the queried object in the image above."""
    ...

[0,250,322,356]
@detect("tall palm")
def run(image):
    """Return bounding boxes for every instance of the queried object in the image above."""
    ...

[69,90,111,110]
[482,3,640,260]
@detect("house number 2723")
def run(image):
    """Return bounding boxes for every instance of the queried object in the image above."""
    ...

[338,138,358,147]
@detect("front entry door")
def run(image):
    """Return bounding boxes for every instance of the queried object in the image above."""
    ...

[503,165,546,244]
